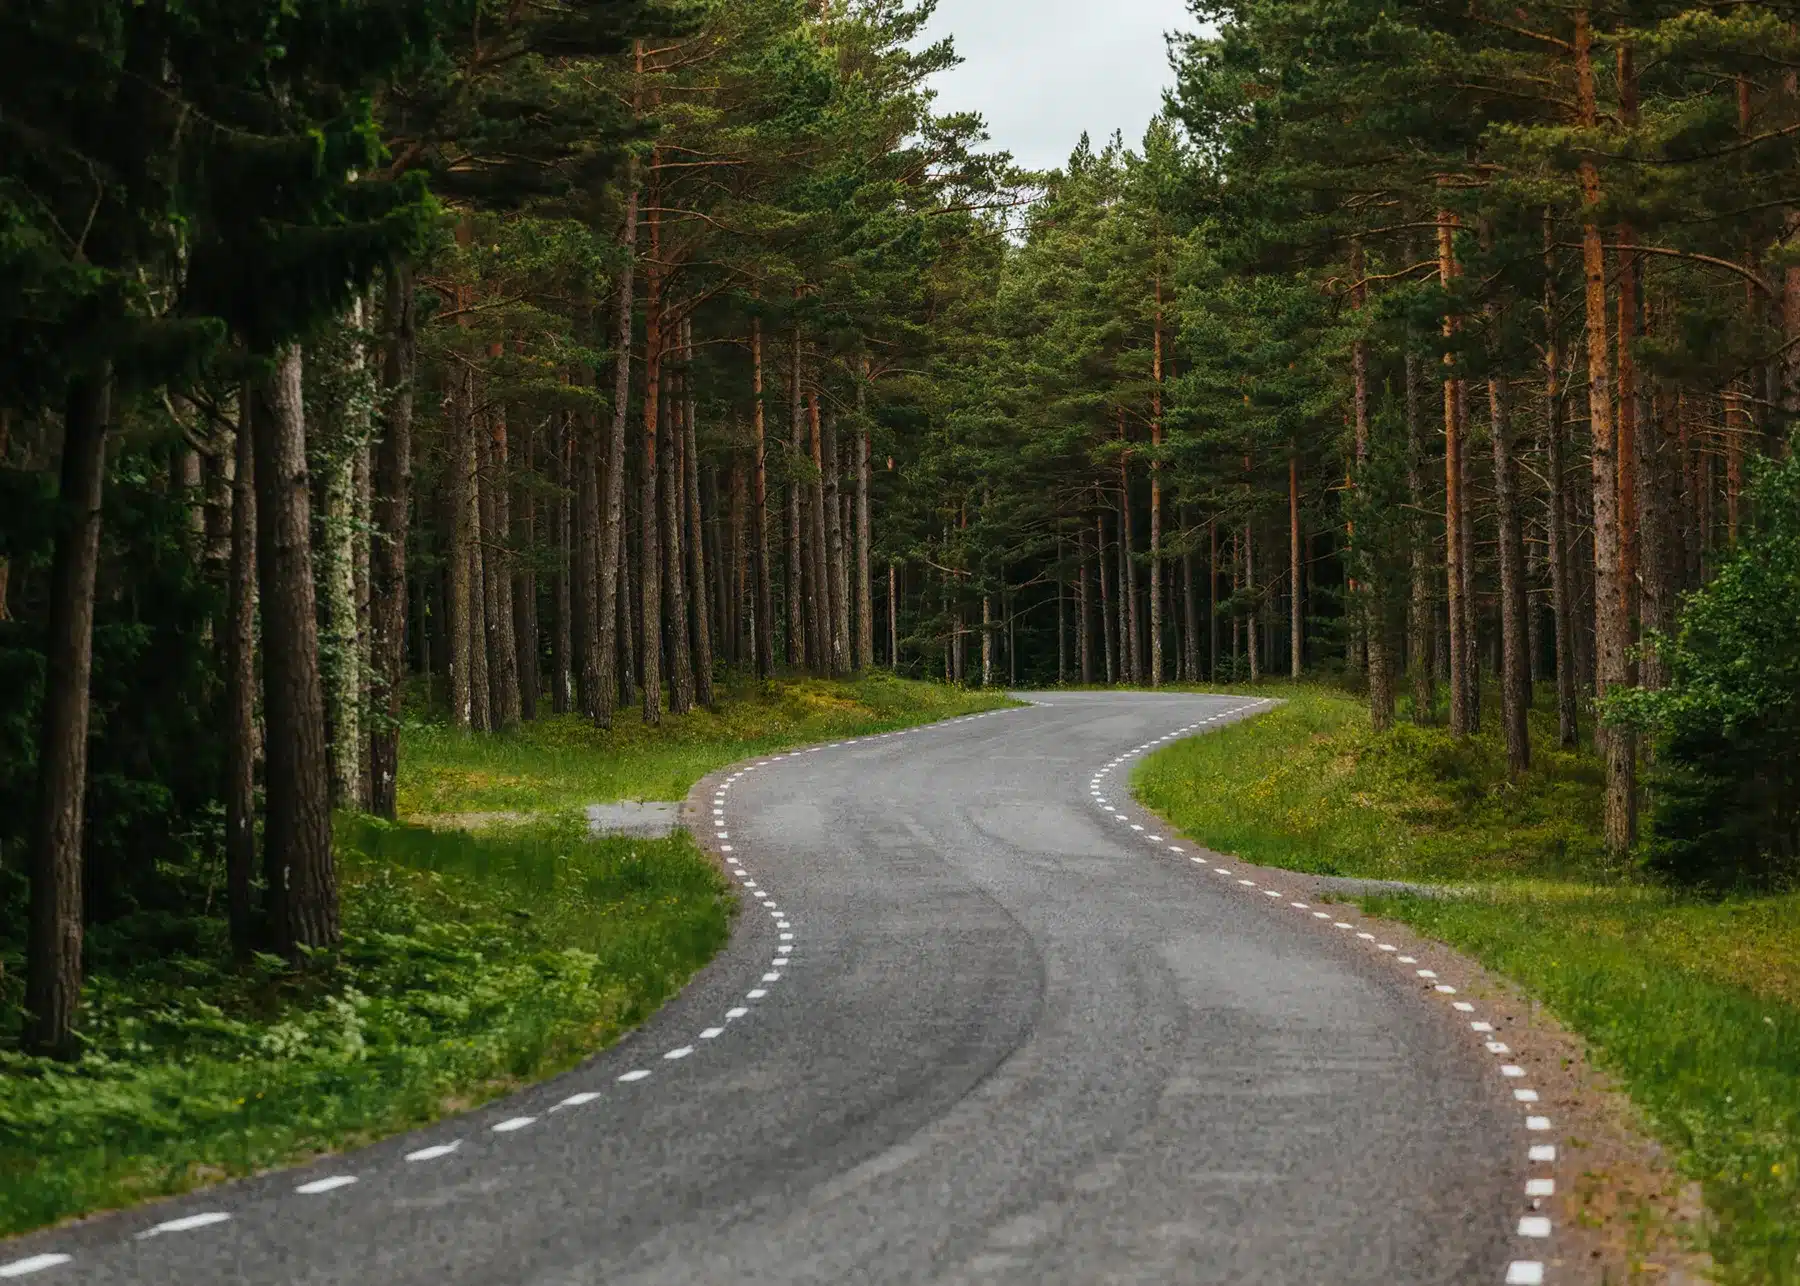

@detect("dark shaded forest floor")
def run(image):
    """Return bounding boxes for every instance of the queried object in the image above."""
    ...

[0,674,1008,1238]
[1135,684,1800,1286]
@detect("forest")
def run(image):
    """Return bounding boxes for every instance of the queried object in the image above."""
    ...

[3,0,1800,1248]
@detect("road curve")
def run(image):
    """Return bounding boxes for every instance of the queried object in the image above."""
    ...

[15,692,1531,1285]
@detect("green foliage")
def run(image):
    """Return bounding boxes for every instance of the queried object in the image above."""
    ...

[1615,447,1800,890]
[0,818,728,1237]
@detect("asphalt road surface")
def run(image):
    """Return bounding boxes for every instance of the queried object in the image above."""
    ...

[13,692,1532,1285]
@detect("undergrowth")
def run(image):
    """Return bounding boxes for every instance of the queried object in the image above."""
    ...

[0,819,727,1238]
[1135,684,1800,1285]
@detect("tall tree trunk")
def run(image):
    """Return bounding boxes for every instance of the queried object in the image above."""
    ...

[594,171,639,728]
[618,518,638,705]
[888,561,899,668]
[1078,521,1094,683]
[320,300,369,807]
[1244,519,1260,684]
[1578,7,1636,855]
[1118,433,1140,684]
[1292,454,1311,686]
[370,265,414,819]
[1182,510,1200,683]
[514,416,539,722]
[855,368,874,669]
[806,391,831,674]
[1404,351,1437,723]
[251,347,339,959]
[639,189,665,724]
[820,400,848,675]
[1491,372,1531,773]
[1439,206,1472,736]
[483,405,521,729]
[787,326,806,669]
[1208,518,1220,681]
[551,411,573,716]
[466,427,491,733]
[662,367,692,715]
[1149,281,1165,686]
[225,402,259,954]
[1351,242,1390,722]
[681,321,714,706]
[751,320,776,676]
[24,370,110,1055]
[1098,510,1116,684]
[1545,213,1581,748]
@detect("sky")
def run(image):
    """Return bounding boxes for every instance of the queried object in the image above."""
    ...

[921,0,1198,174]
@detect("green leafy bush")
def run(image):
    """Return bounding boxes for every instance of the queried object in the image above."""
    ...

[1615,447,1800,890]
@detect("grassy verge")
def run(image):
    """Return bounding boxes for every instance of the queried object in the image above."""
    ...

[0,818,727,1238]
[1,673,1000,1238]
[401,671,1016,821]
[1135,685,1800,1285]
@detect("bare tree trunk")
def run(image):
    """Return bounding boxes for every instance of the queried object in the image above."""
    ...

[681,321,714,706]
[1097,510,1116,684]
[514,416,539,722]
[225,402,259,954]
[594,174,639,727]
[1578,7,1636,856]
[787,326,806,669]
[466,427,491,734]
[550,411,573,716]
[251,347,339,959]
[446,370,475,730]
[856,368,874,670]
[1404,351,1436,723]
[1119,437,1141,684]
[369,265,414,819]
[641,278,664,724]
[1545,215,1580,748]
[24,370,110,1055]
[1439,206,1471,736]
[1291,454,1306,682]
[662,368,692,715]
[1491,373,1531,773]
[483,405,521,729]
[1244,519,1260,684]
[820,402,848,675]
[807,391,831,674]
[888,561,899,668]
[752,321,776,676]
[1077,521,1094,683]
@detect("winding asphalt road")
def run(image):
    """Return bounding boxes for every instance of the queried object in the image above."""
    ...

[10,692,1538,1285]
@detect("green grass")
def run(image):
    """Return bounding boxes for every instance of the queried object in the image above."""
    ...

[401,671,1016,821]
[0,672,998,1238]
[0,817,728,1238]
[1134,684,1800,1285]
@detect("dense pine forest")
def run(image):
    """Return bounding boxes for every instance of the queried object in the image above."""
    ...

[4,0,1798,1145]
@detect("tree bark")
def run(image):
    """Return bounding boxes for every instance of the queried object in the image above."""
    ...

[787,326,806,669]
[820,401,849,675]
[807,391,831,674]
[1577,7,1636,855]
[24,370,110,1055]
[595,183,638,727]
[251,347,339,959]
[1438,206,1472,736]
[1545,213,1581,748]
[466,423,491,733]
[1404,351,1437,723]
[662,366,692,715]
[855,367,874,669]
[682,320,714,706]
[550,408,572,716]
[1491,372,1531,773]
[514,415,539,722]
[1244,519,1260,684]
[1118,430,1140,684]
[1149,281,1165,686]
[1077,521,1094,683]
[369,266,414,818]
[751,320,776,676]
[483,403,521,729]
[225,400,259,955]
[639,191,665,724]
[1097,509,1116,684]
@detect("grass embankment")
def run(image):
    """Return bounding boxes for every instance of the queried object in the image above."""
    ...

[0,673,1004,1238]
[1136,686,1800,1286]
[401,671,1015,821]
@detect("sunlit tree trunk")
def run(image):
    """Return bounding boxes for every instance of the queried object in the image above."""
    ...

[370,266,414,817]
